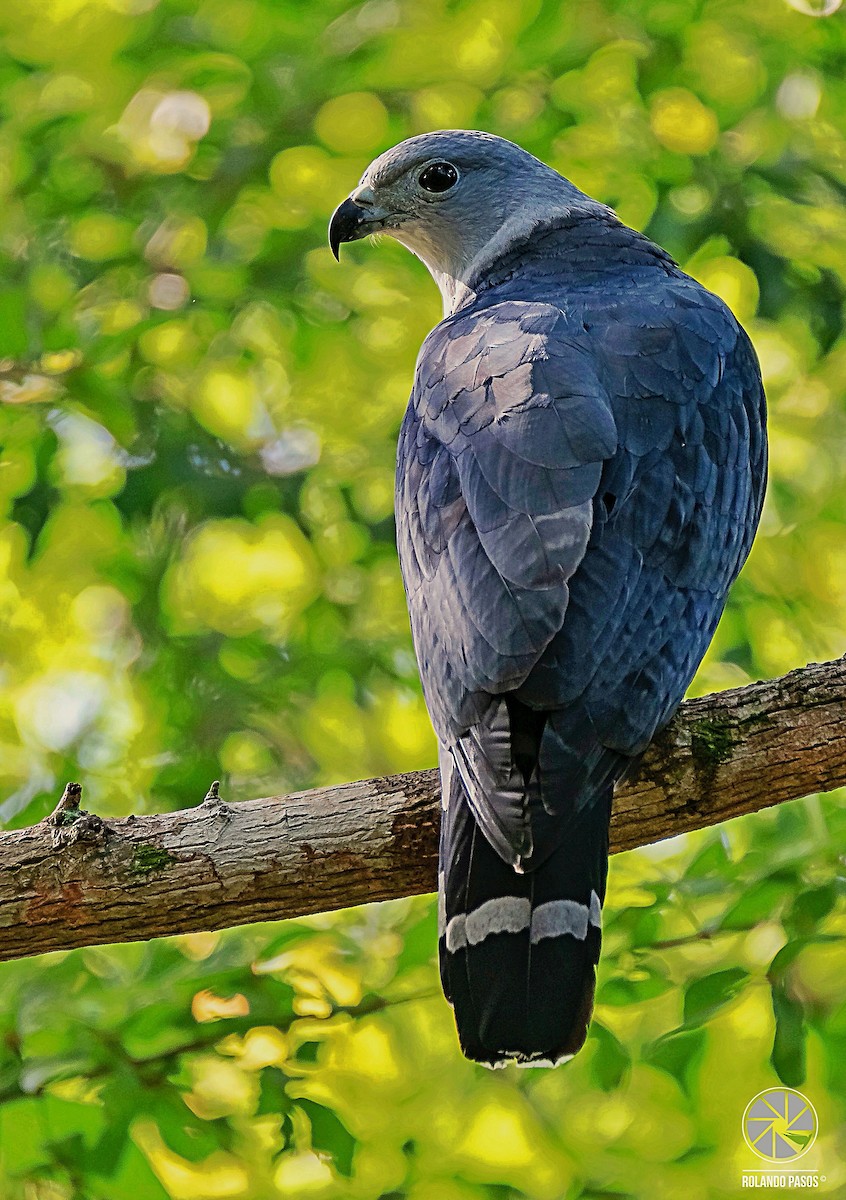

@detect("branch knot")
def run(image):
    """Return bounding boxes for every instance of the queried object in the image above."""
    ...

[44,782,111,850]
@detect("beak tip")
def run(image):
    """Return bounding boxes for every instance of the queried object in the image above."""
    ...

[328,197,369,262]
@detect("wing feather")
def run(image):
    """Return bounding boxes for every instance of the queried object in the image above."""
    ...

[396,285,766,869]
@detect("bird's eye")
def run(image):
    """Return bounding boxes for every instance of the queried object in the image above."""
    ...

[418,162,459,193]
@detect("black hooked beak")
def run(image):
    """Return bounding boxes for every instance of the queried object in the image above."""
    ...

[328,198,372,261]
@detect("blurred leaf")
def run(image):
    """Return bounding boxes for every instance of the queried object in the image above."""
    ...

[589,1023,630,1091]
[627,908,662,948]
[391,905,438,972]
[0,1099,50,1173]
[147,1094,231,1163]
[719,874,795,930]
[770,982,806,1087]
[298,1098,357,1177]
[598,968,674,1006]
[683,968,749,1027]
[682,836,730,881]
[643,1028,708,1096]
[785,883,837,936]
[257,1066,292,1117]
[92,1142,169,1200]
[768,934,841,981]
[0,290,29,358]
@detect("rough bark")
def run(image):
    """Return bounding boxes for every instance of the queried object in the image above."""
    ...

[0,658,844,964]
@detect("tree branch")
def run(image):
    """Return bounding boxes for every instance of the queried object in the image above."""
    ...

[1,658,843,964]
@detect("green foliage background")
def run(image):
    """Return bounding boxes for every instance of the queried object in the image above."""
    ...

[0,0,844,1196]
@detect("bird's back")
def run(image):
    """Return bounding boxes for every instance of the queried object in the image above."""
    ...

[395,209,766,1066]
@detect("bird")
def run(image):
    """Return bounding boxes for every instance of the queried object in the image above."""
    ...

[329,130,767,1068]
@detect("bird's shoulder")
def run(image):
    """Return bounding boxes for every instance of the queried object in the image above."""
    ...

[413,247,760,421]
[411,299,599,432]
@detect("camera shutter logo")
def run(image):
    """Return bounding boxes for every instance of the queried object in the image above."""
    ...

[742,1088,818,1161]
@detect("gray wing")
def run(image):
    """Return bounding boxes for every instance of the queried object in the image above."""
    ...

[396,300,615,860]
[396,289,766,868]
[517,285,766,846]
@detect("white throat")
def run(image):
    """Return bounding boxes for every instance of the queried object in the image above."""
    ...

[415,203,576,317]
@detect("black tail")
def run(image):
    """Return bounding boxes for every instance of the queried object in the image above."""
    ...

[438,757,611,1067]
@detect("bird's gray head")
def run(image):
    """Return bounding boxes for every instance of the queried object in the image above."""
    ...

[329,130,601,314]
